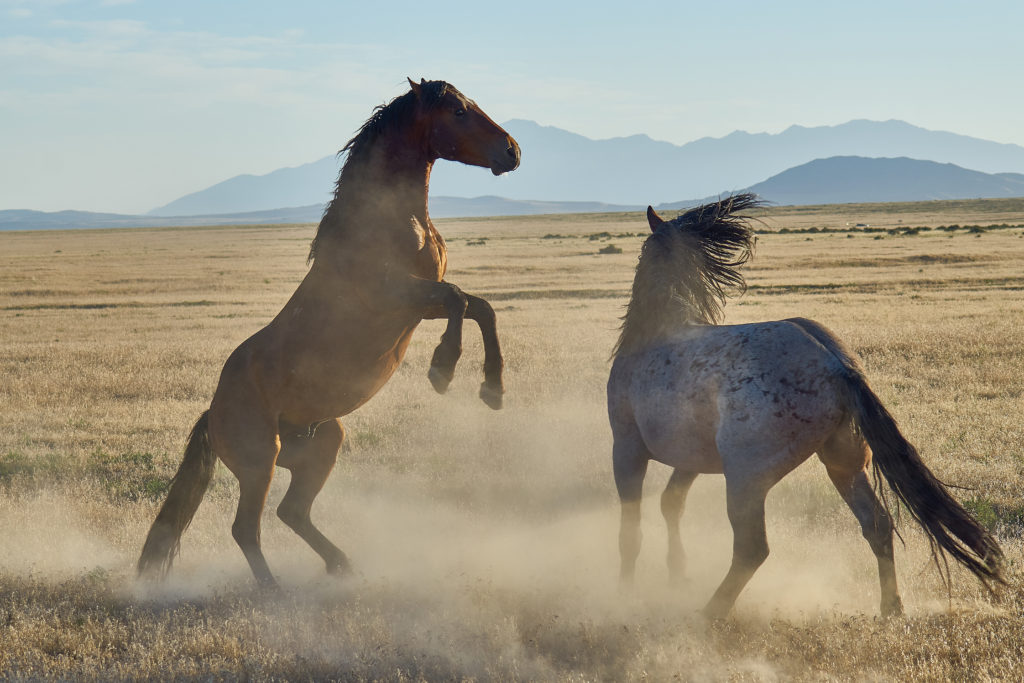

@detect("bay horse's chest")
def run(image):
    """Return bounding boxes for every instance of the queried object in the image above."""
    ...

[417,218,446,278]
[410,216,447,281]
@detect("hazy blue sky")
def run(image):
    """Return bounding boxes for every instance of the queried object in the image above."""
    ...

[2,0,1022,213]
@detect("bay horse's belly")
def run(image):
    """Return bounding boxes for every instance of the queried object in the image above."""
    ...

[231,313,422,425]
[286,327,417,421]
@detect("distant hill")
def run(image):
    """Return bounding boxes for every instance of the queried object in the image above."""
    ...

[0,196,641,231]
[148,119,1024,216]
[743,157,1024,206]
[7,156,1024,231]
[429,195,639,216]
[0,207,323,231]
[149,157,339,218]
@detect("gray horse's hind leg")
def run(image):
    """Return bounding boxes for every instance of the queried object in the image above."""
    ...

[702,478,770,618]
[827,468,902,617]
[661,469,698,584]
[818,426,903,617]
[613,429,649,588]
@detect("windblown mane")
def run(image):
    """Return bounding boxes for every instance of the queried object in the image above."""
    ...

[308,80,451,262]
[613,193,763,357]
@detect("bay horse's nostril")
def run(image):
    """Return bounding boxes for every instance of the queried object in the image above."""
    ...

[506,145,517,159]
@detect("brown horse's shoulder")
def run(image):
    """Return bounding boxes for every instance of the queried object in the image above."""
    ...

[416,216,447,280]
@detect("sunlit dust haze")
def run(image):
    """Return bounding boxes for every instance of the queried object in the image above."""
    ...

[4,213,1024,678]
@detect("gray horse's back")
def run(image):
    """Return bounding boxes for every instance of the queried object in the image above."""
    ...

[608,319,851,473]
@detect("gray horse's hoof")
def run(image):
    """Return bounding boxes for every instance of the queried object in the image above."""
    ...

[881,596,904,618]
[479,382,503,410]
[428,365,453,394]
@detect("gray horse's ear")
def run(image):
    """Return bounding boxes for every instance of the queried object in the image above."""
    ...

[408,77,421,97]
[646,206,664,231]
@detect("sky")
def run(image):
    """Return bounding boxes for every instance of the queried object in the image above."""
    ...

[2,0,1022,214]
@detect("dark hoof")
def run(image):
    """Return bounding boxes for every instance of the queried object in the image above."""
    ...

[257,577,283,595]
[327,554,353,577]
[700,601,731,621]
[428,365,453,394]
[479,381,503,410]
[881,597,904,618]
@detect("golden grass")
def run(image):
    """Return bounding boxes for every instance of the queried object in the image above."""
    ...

[2,201,1024,680]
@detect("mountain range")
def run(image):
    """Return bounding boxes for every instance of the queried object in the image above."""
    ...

[737,156,1024,207]
[4,119,1024,230]
[147,118,1024,218]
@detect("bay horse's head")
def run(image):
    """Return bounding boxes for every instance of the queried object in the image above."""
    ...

[408,78,520,176]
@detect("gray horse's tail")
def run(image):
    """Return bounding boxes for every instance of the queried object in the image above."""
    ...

[137,411,217,579]
[789,317,1005,588]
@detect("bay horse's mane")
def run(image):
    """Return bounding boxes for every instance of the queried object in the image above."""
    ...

[308,80,452,262]
[613,193,764,357]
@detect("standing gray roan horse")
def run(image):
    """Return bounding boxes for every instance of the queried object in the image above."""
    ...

[607,193,1004,618]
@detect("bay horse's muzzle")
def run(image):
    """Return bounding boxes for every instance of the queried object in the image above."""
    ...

[491,137,521,175]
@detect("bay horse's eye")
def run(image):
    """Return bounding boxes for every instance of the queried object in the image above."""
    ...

[454,108,466,117]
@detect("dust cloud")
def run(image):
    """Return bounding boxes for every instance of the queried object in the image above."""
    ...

[0,353,961,679]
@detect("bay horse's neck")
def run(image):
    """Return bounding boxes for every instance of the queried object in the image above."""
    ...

[341,144,432,222]
[316,129,436,259]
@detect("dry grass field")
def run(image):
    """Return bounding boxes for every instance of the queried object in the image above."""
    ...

[2,198,1024,680]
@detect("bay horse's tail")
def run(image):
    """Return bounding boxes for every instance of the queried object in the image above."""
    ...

[789,318,1005,588]
[137,410,217,579]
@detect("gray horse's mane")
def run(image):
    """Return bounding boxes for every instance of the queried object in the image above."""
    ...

[613,193,764,357]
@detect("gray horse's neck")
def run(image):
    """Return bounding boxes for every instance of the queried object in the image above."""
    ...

[615,291,702,357]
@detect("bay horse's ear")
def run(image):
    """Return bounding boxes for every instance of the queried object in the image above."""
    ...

[646,206,665,231]
[407,77,421,97]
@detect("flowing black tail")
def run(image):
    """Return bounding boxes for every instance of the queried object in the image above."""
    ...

[137,411,217,579]
[842,371,1004,588]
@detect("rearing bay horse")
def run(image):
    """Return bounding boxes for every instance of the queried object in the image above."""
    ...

[608,194,1003,617]
[138,79,520,587]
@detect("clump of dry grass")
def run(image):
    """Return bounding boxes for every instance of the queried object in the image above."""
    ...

[2,205,1024,679]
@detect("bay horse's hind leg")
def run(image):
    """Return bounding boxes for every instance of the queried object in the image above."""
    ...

[213,404,281,589]
[819,428,902,617]
[230,459,279,588]
[276,419,351,576]
[661,469,698,585]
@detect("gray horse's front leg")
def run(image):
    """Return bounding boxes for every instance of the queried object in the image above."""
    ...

[612,431,650,589]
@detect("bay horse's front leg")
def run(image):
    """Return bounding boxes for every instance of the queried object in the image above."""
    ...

[422,281,468,395]
[404,277,503,409]
[465,293,503,409]
[392,275,504,409]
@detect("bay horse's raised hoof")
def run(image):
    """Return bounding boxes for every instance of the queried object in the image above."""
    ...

[479,381,503,410]
[428,365,454,394]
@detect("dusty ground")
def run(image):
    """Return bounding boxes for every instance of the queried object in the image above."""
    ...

[1,199,1024,680]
